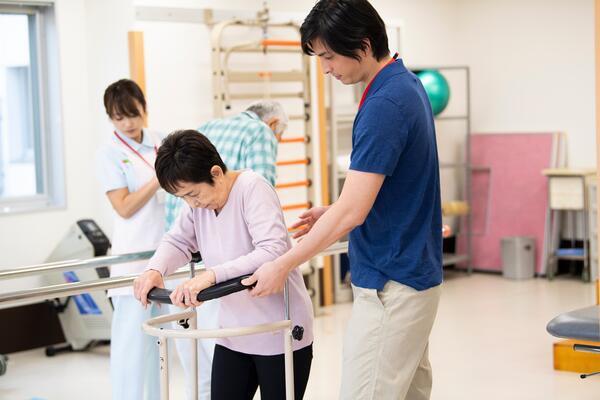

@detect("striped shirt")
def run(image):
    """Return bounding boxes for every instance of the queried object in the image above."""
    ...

[164,111,278,229]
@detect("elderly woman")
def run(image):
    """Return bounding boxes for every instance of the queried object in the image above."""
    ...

[133,130,313,400]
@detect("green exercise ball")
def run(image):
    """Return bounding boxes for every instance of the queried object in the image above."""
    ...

[417,70,450,116]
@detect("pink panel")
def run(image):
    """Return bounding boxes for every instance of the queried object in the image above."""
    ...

[458,133,555,272]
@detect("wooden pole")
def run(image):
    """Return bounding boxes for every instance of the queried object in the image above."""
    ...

[595,0,600,304]
[128,31,146,94]
[317,62,334,306]
[128,31,148,127]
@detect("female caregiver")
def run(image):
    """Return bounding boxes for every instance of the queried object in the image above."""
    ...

[96,79,166,400]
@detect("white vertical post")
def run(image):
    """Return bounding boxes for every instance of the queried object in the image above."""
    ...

[190,314,198,399]
[159,336,169,400]
[283,280,295,400]
[189,260,199,399]
[284,326,294,400]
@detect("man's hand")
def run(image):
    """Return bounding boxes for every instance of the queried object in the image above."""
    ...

[133,269,164,307]
[290,206,330,239]
[242,259,290,297]
[170,270,216,308]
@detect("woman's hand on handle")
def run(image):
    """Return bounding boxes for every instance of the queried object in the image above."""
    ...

[290,206,330,240]
[133,269,164,307]
[170,270,216,308]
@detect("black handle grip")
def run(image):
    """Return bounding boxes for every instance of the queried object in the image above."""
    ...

[147,274,254,304]
[147,287,173,304]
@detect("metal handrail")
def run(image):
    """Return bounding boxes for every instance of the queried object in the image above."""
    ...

[0,250,155,281]
[0,267,196,308]
[0,242,349,281]
[0,241,348,308]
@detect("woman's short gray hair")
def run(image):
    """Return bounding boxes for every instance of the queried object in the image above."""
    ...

[245,100,289,135]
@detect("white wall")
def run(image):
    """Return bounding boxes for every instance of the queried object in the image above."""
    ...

[456,0,595,167]
[0,0,132,289]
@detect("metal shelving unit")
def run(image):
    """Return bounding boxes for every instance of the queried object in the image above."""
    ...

[421,65,472,274]
[543,169,596,281]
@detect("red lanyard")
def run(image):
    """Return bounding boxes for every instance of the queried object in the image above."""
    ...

[358,52,399,110]
[114,131,157,170]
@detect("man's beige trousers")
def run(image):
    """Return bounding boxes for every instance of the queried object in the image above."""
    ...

[340,281,441,400]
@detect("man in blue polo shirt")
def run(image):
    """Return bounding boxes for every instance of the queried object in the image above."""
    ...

[243,1,442,399]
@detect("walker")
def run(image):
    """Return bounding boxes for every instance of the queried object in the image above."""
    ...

[144,257,296,400]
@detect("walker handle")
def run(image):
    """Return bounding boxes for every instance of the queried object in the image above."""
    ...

[147,274,254,304]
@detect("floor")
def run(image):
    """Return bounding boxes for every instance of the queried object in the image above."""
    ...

[1,271,599,399]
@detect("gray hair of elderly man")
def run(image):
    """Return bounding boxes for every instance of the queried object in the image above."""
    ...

[245,100,289,138]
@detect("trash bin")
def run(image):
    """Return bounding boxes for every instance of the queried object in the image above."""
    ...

[501,236,535,279]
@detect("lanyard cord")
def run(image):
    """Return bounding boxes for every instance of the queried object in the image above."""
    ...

[113,131,157,170]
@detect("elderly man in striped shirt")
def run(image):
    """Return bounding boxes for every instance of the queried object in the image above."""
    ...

[164,100,288,229]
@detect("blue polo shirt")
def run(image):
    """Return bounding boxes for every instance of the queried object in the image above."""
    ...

[348,58,443,291]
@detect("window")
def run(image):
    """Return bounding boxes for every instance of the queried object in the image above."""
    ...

[0,3,64,214]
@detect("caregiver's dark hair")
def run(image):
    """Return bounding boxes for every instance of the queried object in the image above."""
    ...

[155,130,227,194]
[300,0,390,61]
[103,79,146,118]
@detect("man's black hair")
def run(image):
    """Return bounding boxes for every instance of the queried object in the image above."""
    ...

[155,130,228,194]
[300,0,390,61]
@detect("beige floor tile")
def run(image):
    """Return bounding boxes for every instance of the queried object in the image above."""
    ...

[1,272,599,399]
